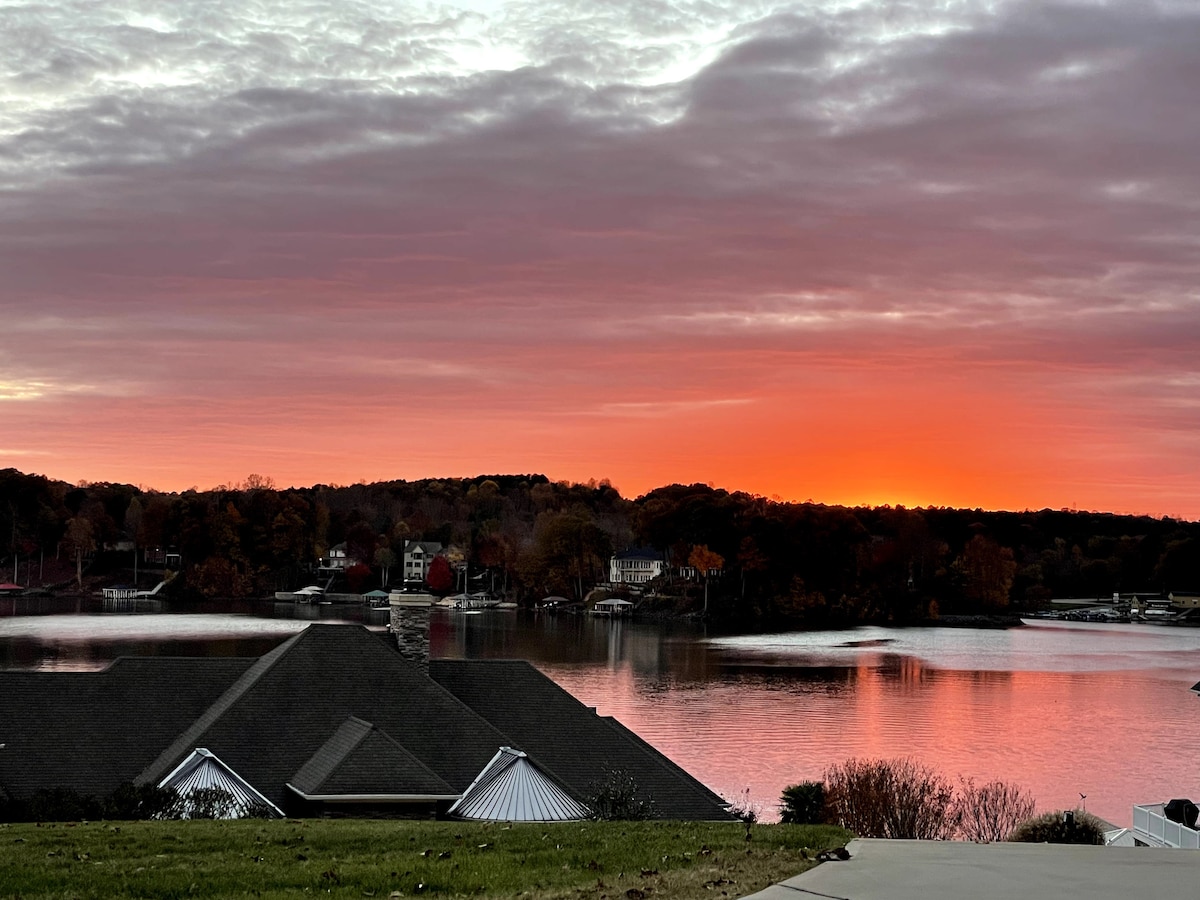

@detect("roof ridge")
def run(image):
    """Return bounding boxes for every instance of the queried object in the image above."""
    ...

[290,718,456,797]
[289,716,374,793]
[133,628,313,785]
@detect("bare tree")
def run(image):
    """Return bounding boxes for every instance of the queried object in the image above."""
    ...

[64,517,95,589]
[824,757,957,840]
[955,778,1036,843]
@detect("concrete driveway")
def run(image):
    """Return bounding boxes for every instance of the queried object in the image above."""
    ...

[741,838,1199,900]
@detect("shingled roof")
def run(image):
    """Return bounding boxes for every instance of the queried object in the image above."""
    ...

[430,658,733,820]
[1,625,732,821]
[288,716,458,801]
[0,657,255,800]
[131,625,512,811]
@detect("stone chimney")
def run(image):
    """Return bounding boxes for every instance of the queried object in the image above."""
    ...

[389,606,431,675]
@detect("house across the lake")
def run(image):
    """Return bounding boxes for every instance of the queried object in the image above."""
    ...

[317,542,357,571]
[402,541,444,584]
[609,547,665,586]
[0,624,731,822]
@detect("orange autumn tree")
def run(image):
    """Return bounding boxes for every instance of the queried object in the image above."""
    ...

[688,544,724,614]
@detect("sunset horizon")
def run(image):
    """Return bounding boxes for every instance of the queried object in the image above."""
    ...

[4,0,1199,520]
[7,460,1195,522]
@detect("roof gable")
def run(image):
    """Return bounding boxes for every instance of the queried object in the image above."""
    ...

[134,625,512,809]
[289,716,456,799]
[450,747,591,822]
[430,659,732,821]
[158,748,283,818]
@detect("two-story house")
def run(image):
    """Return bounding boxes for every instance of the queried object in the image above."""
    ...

[318,542,357,571]
[609,547,665,585]
[403,541,444,584]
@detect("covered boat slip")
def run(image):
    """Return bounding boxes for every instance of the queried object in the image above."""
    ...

[592,598,634,616]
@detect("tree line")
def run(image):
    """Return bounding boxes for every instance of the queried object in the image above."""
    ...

[2,468,1198,624]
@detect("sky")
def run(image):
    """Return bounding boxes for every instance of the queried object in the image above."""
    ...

[2,0,1199,516]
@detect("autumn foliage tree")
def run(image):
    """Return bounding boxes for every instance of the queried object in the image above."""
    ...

[426,555,453,593]
[688,544,724,613]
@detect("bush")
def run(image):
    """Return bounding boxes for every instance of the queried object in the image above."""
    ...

[784,761,1038,842]
[104,783,182,820]
[23,788,105,822]
[0,783,275,823]
[823,758,956,840]
[955,778,1036,843]
[780,781,827,825]
[1009,810,1106,845]
[585,768,657,821]
[727,788,761,824]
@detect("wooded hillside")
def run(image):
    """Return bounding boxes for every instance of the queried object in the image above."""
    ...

[3,468,1197,625]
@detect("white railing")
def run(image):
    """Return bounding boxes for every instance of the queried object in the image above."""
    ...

[1133,805,1200,848]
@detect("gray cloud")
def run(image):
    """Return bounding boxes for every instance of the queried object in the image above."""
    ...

[1,0,1199,504]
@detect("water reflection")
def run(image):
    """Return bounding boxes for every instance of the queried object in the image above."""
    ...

[0,598,388,670]
[2,604,1198,827]
[431,614,1200,826]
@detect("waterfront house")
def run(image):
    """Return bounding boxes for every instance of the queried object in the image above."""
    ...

[317,542,356,571]
[143,546,182,568]
[402,541,443,584]
[609,547,665,586]
[0,624,731,822]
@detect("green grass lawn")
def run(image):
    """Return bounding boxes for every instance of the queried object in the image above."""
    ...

[0,819,850,900]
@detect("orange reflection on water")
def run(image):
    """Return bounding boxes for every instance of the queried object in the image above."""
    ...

[533,644,1199,827]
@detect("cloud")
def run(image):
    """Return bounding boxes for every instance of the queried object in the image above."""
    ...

[1,0,1199,512]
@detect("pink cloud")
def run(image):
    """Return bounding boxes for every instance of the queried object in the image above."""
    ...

[2,1,1199,515]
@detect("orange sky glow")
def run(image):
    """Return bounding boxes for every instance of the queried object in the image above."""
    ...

[3,0,1199,518]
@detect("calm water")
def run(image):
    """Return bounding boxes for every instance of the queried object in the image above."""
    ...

[3,598,1198,827]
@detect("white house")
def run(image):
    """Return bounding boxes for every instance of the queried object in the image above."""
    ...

[609,547,664,585]
[403,541,444,584]
[318,543,356,571]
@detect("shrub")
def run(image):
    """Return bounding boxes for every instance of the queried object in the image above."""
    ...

[955,778,1036,843]
[727,788,761,824]
[24,788,105,822]
[105,783,182,820]
[179,787,241,820]
[824,757,956,840]
[585,768,657,821]
[780,781,827,825]
[1009,810,1106,845]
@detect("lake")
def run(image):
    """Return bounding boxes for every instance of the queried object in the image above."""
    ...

[3,598,1198,827]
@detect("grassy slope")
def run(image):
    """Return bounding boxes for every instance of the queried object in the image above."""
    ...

[0,819,851,900]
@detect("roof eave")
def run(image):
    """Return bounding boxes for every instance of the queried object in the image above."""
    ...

[285,784,460,802]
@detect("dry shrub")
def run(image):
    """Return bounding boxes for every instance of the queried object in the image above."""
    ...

[955,778,1036,842]
[823,758,956,840]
